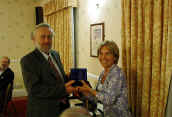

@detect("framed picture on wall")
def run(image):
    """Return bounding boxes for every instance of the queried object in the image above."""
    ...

[90,23,104,57]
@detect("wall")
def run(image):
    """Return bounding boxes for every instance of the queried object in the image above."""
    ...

[0,0,36,90]
[0,0,122,94]
[75,0,122,76]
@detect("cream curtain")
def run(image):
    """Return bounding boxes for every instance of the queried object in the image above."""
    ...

[43,0,78,73]
[121,0,172,117]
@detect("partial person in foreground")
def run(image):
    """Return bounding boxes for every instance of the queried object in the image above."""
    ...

[0,56,14,115]
[165,74,172,117]
[60,107,91,117]
[78,41,132,117]
[20,23,76,117]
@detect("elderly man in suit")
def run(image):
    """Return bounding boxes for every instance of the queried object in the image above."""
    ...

[0,56,14,115]
[20,23,76,117]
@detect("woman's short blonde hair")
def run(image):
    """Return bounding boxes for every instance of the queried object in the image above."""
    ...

[97,40,119,64]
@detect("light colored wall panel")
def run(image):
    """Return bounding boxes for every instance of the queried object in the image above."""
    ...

[75,0,122,76]
[0,0,36,92]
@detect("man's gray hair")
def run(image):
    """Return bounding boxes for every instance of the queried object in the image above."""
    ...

[31,23,54,40]
[60,107,91,117]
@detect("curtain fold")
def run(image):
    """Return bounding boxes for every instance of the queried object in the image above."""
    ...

[43,0,77,73]
[136,0,144,116]
[122,0,172,117]
[44,0,78,16]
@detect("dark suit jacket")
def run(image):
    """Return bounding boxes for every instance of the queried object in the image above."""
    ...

[0,68,14,112]
[20,49,69,117]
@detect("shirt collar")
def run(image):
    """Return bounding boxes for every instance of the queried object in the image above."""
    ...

[40,51,49,60]
[37,48,51,61]
[0,69,5,75]
[102,64,117,74]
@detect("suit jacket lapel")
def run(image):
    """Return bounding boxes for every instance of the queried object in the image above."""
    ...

[33,49,57,80]
[50,52,62,72]
[50,51,67,81]
[0,68,8,78]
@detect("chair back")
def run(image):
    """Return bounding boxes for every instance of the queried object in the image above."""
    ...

[2,83,13,114]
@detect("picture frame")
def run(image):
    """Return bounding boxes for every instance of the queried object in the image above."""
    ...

[90,23,104,57]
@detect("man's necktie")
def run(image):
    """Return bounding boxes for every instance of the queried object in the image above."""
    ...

[48,56,67,104]
[48,56,61,80]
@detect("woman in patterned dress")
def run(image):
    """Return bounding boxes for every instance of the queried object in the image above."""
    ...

[78,41,132,117]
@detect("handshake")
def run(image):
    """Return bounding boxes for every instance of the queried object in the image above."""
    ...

[65,80,93,97]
